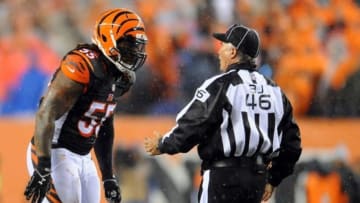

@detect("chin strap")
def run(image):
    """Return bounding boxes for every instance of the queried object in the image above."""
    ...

[105,52,137,83]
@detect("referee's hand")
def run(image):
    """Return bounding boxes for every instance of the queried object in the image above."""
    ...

[144,131,162,155]
[262,183,274,202]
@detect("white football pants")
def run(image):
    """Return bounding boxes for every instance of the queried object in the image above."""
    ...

[26,143,101,203]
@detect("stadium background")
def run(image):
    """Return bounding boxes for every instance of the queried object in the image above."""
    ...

[1,0,360,202]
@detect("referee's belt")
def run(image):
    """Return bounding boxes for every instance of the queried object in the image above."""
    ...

[211,156,264,167]
[204,155,267,173]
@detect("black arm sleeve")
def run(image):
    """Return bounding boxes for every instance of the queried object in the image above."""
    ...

[268,93,302,187]
[159,84,224,154]
[94,116,115,180]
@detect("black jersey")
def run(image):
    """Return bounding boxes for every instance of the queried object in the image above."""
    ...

[45,44,129,155]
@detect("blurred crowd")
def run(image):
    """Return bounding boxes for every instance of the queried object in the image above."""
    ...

[2,0,360,117]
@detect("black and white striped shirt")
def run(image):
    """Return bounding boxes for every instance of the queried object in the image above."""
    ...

[158,62,301,185]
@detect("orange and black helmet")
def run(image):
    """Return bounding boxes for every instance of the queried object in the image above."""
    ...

[92,8,147,73]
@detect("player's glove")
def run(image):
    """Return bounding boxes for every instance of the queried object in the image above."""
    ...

[103,177,121,203]
[115,71,135,96]
[24,157,51,203]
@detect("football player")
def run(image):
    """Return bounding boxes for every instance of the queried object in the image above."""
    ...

[24,8,147,203]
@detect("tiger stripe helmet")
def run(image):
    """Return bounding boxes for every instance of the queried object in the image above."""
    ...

[92,8,147,73]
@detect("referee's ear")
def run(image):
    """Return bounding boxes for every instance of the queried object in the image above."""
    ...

[230,45,238,59]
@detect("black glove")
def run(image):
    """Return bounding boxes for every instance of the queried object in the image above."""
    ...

[103,178,121,203]
[24,157,51,203]
[115,72,134,96]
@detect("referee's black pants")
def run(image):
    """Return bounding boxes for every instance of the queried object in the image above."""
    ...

[198,166,267,203]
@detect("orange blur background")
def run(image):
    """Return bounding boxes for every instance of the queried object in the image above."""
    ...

[0,116,359,203]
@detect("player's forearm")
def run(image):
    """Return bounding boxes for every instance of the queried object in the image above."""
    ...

[34,109,55,158]
[33,71,83,157]
[95,143,114,180]
[95,124,115,180]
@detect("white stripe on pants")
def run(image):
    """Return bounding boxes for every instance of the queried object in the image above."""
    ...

[199,170,210,203]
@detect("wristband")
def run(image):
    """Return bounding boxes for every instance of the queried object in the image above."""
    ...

[103,178,117,183]
[38,156,51,173]
[102,174,115,181]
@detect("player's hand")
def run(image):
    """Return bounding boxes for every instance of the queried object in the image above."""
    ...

[123,69,136,84]
[116,72,134,96]
[24,168,51,203]
[104,178,121,203]
[262,183,274,201]
[144,131,162,155]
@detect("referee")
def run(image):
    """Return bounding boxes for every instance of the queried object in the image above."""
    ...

[144,24,302,203]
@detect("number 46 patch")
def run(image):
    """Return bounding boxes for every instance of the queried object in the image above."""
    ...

[195,88,210,102]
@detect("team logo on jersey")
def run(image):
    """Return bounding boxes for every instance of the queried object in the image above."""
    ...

[65,61,79,73]
[195,88,210,103]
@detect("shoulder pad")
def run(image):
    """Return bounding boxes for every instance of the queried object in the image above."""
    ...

[60,50,92,84]
[76,44,107,78]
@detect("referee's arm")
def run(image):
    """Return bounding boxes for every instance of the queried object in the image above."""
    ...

[267,93,302,187]
[158,85,224,154]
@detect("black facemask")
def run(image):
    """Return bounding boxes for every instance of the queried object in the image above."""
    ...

[109,36,147,71]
